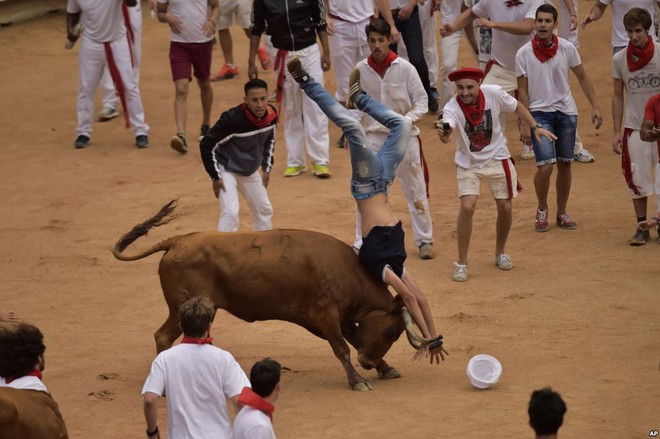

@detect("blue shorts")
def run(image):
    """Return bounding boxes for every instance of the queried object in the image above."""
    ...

[531,111,577,166]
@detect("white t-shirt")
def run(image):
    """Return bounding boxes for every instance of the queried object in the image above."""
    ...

[612,42,660,129]
[66,0,126,43]
[599,0,658,47]
[515,37,581,114]
[441,0,463,24]
[142,343,250,439]
[158,0,213,43]
[443,84,518,168]
[0,376,48,393]
[464,0,492,64]
[356,57,428,136]
[232,406,276,439]
[327,0,374,22]
[472,0,544,70]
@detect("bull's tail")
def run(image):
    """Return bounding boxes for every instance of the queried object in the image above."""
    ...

[112,200,178,261]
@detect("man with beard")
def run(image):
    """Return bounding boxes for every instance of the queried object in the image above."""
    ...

[437,67,555,282]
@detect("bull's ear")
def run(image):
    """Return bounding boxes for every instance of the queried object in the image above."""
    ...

[388,295,404,314]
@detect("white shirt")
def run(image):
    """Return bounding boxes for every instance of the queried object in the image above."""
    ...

[612,42,660,130]
[327,0,374,22]
[158,0,213,43]
[389,0,413,8]
[441,0,463,24]
[232,406,276,439]
[599,0,659,47]
[515,37,581,114]
[356,56,428,136]
[464,0,492,64]
[66,0,126,43]
[443,84,518,168]
[472,0,544,70]
[142,343,250,439]
[0,376,48,393]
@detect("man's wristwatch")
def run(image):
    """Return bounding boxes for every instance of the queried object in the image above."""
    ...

[146,426,159,437]
[532,123,542,130]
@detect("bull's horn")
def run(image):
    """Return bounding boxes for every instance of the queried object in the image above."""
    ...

[402,309,434,349]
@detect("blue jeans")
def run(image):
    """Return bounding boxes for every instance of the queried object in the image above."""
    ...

[531,111,577,166]
[299,77,411,199]
[387,7,432,97]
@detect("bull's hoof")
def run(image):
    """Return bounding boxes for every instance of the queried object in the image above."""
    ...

[378,368,402,380]
[352,380,373,391]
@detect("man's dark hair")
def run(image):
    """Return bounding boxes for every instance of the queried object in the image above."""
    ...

[179,297,215,338]
[250,358,281,398]
[365,18,391,39]
[244,78,269,96]
[528,387,567,435]
[535,4,558,22]
[0,323,46,378]
[623,7,652,32]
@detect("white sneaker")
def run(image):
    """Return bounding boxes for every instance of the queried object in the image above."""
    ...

[453,263,468,282]
[520,143,535,160]
[574,149,595,163]
[98,106,119,121]
[495,253,514,270]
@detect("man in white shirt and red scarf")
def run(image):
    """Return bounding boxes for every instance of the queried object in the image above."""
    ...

[611,8,660,245]
[516,4,603,233]
[438,67,555,282]
[232,358,282,439]
[0,323,48,393]
[353,19,436,260]
[142,297,250,439]
[0,322,69,437]
[66,0,150,149]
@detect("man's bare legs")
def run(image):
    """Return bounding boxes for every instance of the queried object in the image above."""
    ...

[198,77,212,128]
[555,161,572,216]
[457,195,478,266]
[495,198,512,257]
[174,78,189,136]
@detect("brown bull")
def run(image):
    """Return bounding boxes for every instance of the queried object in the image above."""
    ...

[0,387,68,439]
[112,201,428,391]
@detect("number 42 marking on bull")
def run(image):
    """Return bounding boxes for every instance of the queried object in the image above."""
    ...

[649,430,659,437]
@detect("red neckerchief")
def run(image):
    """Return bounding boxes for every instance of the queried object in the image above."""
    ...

[237,387,275,422]
[456,91,486,127]
[505,0,522,7]
[532,34,559,63]
[367,49,398,78]
[180,336,214,345]
[242,103,277,129]
[627,35,654,72]
[5,368,43,384]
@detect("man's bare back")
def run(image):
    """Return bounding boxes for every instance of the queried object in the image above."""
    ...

[357,194,400,237]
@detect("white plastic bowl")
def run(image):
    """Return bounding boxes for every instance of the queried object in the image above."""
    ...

[467,354,502,389]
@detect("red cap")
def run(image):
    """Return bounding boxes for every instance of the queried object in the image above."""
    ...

[448,67,484,83]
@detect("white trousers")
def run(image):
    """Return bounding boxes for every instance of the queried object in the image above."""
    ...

[217,167,273,232]
[626,130,660,204]
[283,44,330,167]
[77,34,148,137]
[329,18,370,102]
[354,133,434,248]
[438,30,463,109]
[101,4,142,109]
[398,2,439,89]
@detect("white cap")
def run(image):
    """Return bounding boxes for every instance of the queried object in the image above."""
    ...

[467,354,502,389]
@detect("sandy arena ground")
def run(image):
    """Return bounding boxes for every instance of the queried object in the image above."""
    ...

[0,3,658,438]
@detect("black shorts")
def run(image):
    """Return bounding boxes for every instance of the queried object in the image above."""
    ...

[358,222,407,282]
